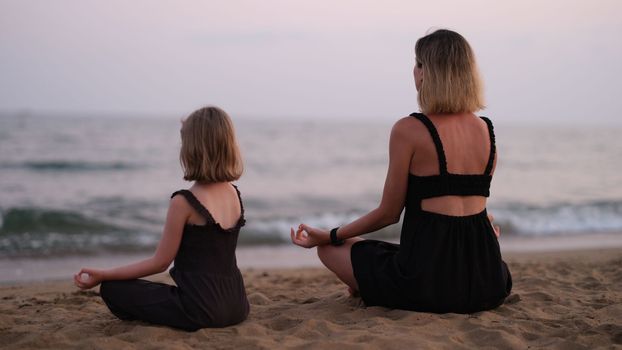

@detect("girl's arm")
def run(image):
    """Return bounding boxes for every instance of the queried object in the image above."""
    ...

[74,195,190,289]
[292,118,415,247]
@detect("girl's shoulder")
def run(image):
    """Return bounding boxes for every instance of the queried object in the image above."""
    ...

[189,182,240,197]
[173,183,242,211]
[170,188,193,201]
[170,189,196,209]
[166,190,196,225]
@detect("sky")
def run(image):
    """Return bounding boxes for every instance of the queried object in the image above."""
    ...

[1,0,621,124]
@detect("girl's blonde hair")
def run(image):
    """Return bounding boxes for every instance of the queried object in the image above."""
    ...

[415,29,485,114]
[180,106,243,182]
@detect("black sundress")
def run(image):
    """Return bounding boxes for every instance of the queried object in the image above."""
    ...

[99,186,250,331]
[351,113,512,314]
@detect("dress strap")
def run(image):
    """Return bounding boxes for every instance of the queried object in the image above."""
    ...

[410,112,448,175]
[479,116,496,175]
[171,190,216,224]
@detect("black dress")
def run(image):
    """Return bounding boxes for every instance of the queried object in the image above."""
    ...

[351,113,512,314]
[99,186,250,331]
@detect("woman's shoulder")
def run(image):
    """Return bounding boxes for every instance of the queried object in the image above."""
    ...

[391,114,431,139]
[393,114,424,128]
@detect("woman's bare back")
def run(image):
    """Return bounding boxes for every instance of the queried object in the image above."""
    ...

[408,112,495,216]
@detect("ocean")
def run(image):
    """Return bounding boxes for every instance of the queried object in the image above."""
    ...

[1,113,621,258]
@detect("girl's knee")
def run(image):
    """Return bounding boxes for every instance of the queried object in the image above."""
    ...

[99,280,118,302]
[99,280,125,301]
[99,280,111,297]
[99,280,135,320]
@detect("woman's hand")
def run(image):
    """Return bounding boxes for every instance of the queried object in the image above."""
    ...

[290,224,330,248]
[487,214,501,238]
[73,268,105,290]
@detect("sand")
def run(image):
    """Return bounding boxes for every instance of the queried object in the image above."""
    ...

[1,248,621,349]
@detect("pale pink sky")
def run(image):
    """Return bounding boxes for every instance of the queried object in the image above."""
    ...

[1,0,621,123]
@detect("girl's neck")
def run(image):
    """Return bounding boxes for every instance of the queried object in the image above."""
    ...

[192,181,228,189]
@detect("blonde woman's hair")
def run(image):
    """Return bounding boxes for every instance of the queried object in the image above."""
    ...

[180,106,243,182]
[415,29,485,114]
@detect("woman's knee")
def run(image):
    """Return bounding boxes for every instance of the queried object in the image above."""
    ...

[316,242,359,290]
[317,238,361,263]
[316,244,333,265]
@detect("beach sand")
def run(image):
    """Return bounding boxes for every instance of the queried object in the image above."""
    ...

[1,248,621,349]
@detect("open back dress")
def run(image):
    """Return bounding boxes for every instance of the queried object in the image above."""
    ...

[99,186,249,331]
[351,113,512,313]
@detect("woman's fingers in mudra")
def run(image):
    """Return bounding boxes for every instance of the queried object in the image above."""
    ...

[290,224,326,248]
[291,226,311,248]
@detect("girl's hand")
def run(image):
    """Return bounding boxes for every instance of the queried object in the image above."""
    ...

[290,224,330,248]
[73,268,105,290]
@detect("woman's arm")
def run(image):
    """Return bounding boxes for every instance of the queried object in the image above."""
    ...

[292,118,415,247]
[74,195,190,289]
[336,118,414,238]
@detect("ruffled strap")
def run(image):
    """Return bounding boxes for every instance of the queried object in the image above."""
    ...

[410,112,448,175]
[171,189,216,224]
[230,184,245,219]
[479,117,496,175]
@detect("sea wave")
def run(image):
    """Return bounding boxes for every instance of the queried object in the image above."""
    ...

[1,200,621,256]
[0,208,156,256]
[247,200,622,240]
[0,160,140,172]
[0,208,120,234]
[489,200,622,235]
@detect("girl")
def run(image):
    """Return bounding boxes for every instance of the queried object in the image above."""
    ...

[74,106,249,331]
[291,29,512,313]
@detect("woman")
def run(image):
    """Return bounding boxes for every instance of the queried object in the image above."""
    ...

[291,29,512,313]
